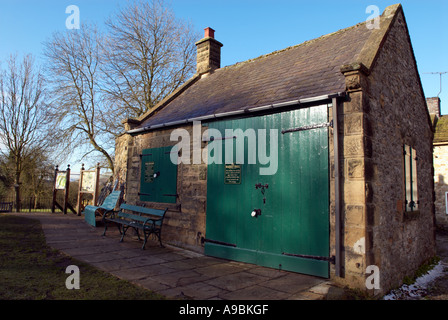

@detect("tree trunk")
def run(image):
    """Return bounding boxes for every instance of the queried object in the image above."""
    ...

[15,172,21,213]
[89,136,114,173]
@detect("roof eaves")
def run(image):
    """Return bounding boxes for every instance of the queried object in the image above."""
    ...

[126,91,346,135]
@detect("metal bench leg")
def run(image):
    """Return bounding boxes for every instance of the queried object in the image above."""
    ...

[117,223,123,235]
[120,225,129,242]
[135,229,142,241]
[142,232,149,250]
[103,221,122,237]
[150,229,164,248]
[142,229,154,250]
[157,230,164,248]
[102,221,108,236]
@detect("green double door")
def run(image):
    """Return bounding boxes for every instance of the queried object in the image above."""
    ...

[204,105,330,278]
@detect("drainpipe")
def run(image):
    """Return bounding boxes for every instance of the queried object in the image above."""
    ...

[332,96,342,277]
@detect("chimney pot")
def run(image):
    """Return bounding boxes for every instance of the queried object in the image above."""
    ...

[204,27,215,39]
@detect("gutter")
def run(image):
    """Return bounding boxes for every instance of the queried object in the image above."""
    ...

[126,92,346,135]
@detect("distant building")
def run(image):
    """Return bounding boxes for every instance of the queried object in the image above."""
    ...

[114,4,435,296]
[429,97,448,229]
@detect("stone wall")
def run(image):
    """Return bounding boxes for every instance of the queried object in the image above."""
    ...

[361,10,435,294]
[115,125,208,252]
[434,144,448,228]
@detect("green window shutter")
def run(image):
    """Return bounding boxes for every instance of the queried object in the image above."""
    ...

[140,146,178,204]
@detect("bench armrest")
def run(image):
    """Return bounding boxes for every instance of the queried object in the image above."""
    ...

[142,217,163,229]
[101,209,117,220]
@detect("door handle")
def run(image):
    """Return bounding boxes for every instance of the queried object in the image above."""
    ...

[255,183,268,190]
[251,209,262,218]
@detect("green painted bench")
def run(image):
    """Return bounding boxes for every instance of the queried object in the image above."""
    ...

[102,203,168,249]
[82,191,122,227]
[0,202,13,213]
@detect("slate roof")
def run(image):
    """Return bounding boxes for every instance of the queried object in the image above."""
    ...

[132,5,401,131]
[434,116,448,144]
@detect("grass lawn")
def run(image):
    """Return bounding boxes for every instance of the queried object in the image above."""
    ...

[0,215,166,300]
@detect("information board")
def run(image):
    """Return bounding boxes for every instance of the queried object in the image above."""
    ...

[224,164,241,185]
[55,172,67,190]
[80,171,96,192]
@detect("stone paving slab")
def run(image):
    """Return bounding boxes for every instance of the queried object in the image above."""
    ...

[260,273,324,294]
[205,272,269,292]
[219,284,291,300]
[7,212,332,300]
[159,281,227,300]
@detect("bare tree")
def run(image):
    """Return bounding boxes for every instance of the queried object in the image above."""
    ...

[102,0,199,118]
[43,24,115,172]
[43,0,199,173]
[0,54,49,211]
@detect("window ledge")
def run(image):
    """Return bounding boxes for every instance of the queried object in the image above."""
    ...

[404,210,420,221]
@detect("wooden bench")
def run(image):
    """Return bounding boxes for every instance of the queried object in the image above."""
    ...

[0,202,13,213]
[102,203,168,249]
[82,191,122,227]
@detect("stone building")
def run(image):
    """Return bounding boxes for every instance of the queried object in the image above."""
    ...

[114,4,435,295]
[429,97,448,229]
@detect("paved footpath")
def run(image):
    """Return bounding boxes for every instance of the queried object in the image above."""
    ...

[11,212,332,300]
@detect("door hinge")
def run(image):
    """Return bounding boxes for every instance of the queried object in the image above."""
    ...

[282,252,335,264]
[139,153,153,158]
[202,238,237,247]
[281,120,333,134]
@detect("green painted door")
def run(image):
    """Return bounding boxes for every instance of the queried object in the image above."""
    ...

[205,105,330,278]
[140,146,178,203]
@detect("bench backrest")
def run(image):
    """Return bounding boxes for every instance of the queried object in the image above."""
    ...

[100,191,122,210]
[118,211,153,224]
[120,203,166,217]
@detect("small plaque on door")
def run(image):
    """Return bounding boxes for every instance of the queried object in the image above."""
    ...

[224,164,241,185]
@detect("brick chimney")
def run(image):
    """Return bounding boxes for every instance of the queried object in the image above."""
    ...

[427,97,441,117]
[195,27,223,75]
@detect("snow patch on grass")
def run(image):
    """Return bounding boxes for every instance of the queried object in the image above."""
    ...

[383,261,446,300]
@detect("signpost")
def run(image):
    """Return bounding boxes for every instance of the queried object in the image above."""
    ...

[51,165,76,214]
[76,163,100,216]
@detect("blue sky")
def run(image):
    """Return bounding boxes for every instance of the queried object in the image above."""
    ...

[1,0,446,110]
[0,0,447,169]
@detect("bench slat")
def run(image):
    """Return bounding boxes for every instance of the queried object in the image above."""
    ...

[119,203,165,217]
[100,191,122,210]
[117,212,154,224]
